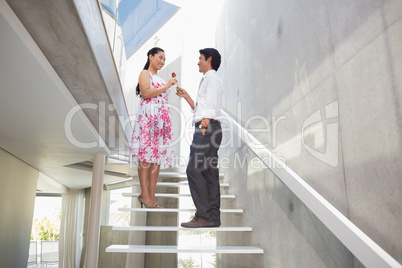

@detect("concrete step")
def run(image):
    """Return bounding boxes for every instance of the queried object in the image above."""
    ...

[118,208,243,213]
[106,245,264,254]
[112,226,252,232]
[125,181,230,187]
[123,193,235,199]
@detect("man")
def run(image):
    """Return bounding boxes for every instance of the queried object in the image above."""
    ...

[176,48,223,228]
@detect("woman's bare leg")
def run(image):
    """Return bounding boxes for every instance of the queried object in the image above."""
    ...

[149,163,161,205]
[137,161,153,205]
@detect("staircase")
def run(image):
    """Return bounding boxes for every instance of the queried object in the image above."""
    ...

[105,172,263,259]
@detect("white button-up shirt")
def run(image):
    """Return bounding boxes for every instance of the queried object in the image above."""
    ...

[192,70,224,124]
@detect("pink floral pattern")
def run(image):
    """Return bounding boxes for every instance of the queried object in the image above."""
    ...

[130,72,175,169]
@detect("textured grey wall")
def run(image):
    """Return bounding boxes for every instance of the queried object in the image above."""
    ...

[216,0,402,267]
[98,226,129,268]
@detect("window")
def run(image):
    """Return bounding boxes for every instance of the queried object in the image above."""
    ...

[108,187,131,226]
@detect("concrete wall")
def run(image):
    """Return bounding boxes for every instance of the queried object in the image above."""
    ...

[97,185,147,268]
[144,182,179,268]
[0,148,39,268]
[98,226,129,268]
[7,0,131,152]
[215,0,402,267]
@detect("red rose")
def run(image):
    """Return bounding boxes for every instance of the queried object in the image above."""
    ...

[172,72,176,77]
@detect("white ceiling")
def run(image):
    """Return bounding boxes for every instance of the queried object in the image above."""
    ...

[0,3,130,191]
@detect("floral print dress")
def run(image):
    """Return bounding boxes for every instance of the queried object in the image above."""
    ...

[129,72,175,169]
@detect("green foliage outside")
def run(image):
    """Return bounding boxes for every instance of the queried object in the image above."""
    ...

[116,204,130,226]
[178,255,216,268]
[185,230,216,239]
[178,257,199,268]
[210,254,217,267]
[30,212,61,241]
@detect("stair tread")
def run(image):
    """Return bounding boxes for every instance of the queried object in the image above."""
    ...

[112,226,252,231]
[125,181,229,187]
[123,193,235,198]
[106,245,264,254]
[104,165,263,256]
[118,208,243,213]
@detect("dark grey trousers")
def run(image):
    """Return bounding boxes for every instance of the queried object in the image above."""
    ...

[186,120,222,224]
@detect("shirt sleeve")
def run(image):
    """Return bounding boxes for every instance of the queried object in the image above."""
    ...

[202,78,222,118]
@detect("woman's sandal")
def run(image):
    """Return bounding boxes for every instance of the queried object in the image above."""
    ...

[138,195,154,208]
[138,195,163,208]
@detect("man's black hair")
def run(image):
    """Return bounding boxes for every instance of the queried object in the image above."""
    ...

[199,48,221,71]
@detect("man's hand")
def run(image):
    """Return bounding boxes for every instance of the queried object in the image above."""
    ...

[176,87,188,98]
[176,87,195,110]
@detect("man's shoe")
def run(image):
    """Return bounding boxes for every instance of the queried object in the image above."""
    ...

[181,216,199,227]
[213,221,221,227]
[181,217,216,228]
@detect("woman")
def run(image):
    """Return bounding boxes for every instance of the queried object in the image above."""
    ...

[130,47,177,208]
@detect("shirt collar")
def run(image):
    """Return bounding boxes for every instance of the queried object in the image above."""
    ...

[202,69,216,79]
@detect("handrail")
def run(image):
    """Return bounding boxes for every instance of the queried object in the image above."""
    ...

[221,110,402,268]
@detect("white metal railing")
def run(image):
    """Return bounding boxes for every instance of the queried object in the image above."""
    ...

[221,110,402,268]
[41,241,59,264]
[28,240,59,265]
[28,241,37,264]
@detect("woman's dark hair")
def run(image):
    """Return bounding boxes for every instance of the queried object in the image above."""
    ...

[136,47,165,96]
[199,48,221,71]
